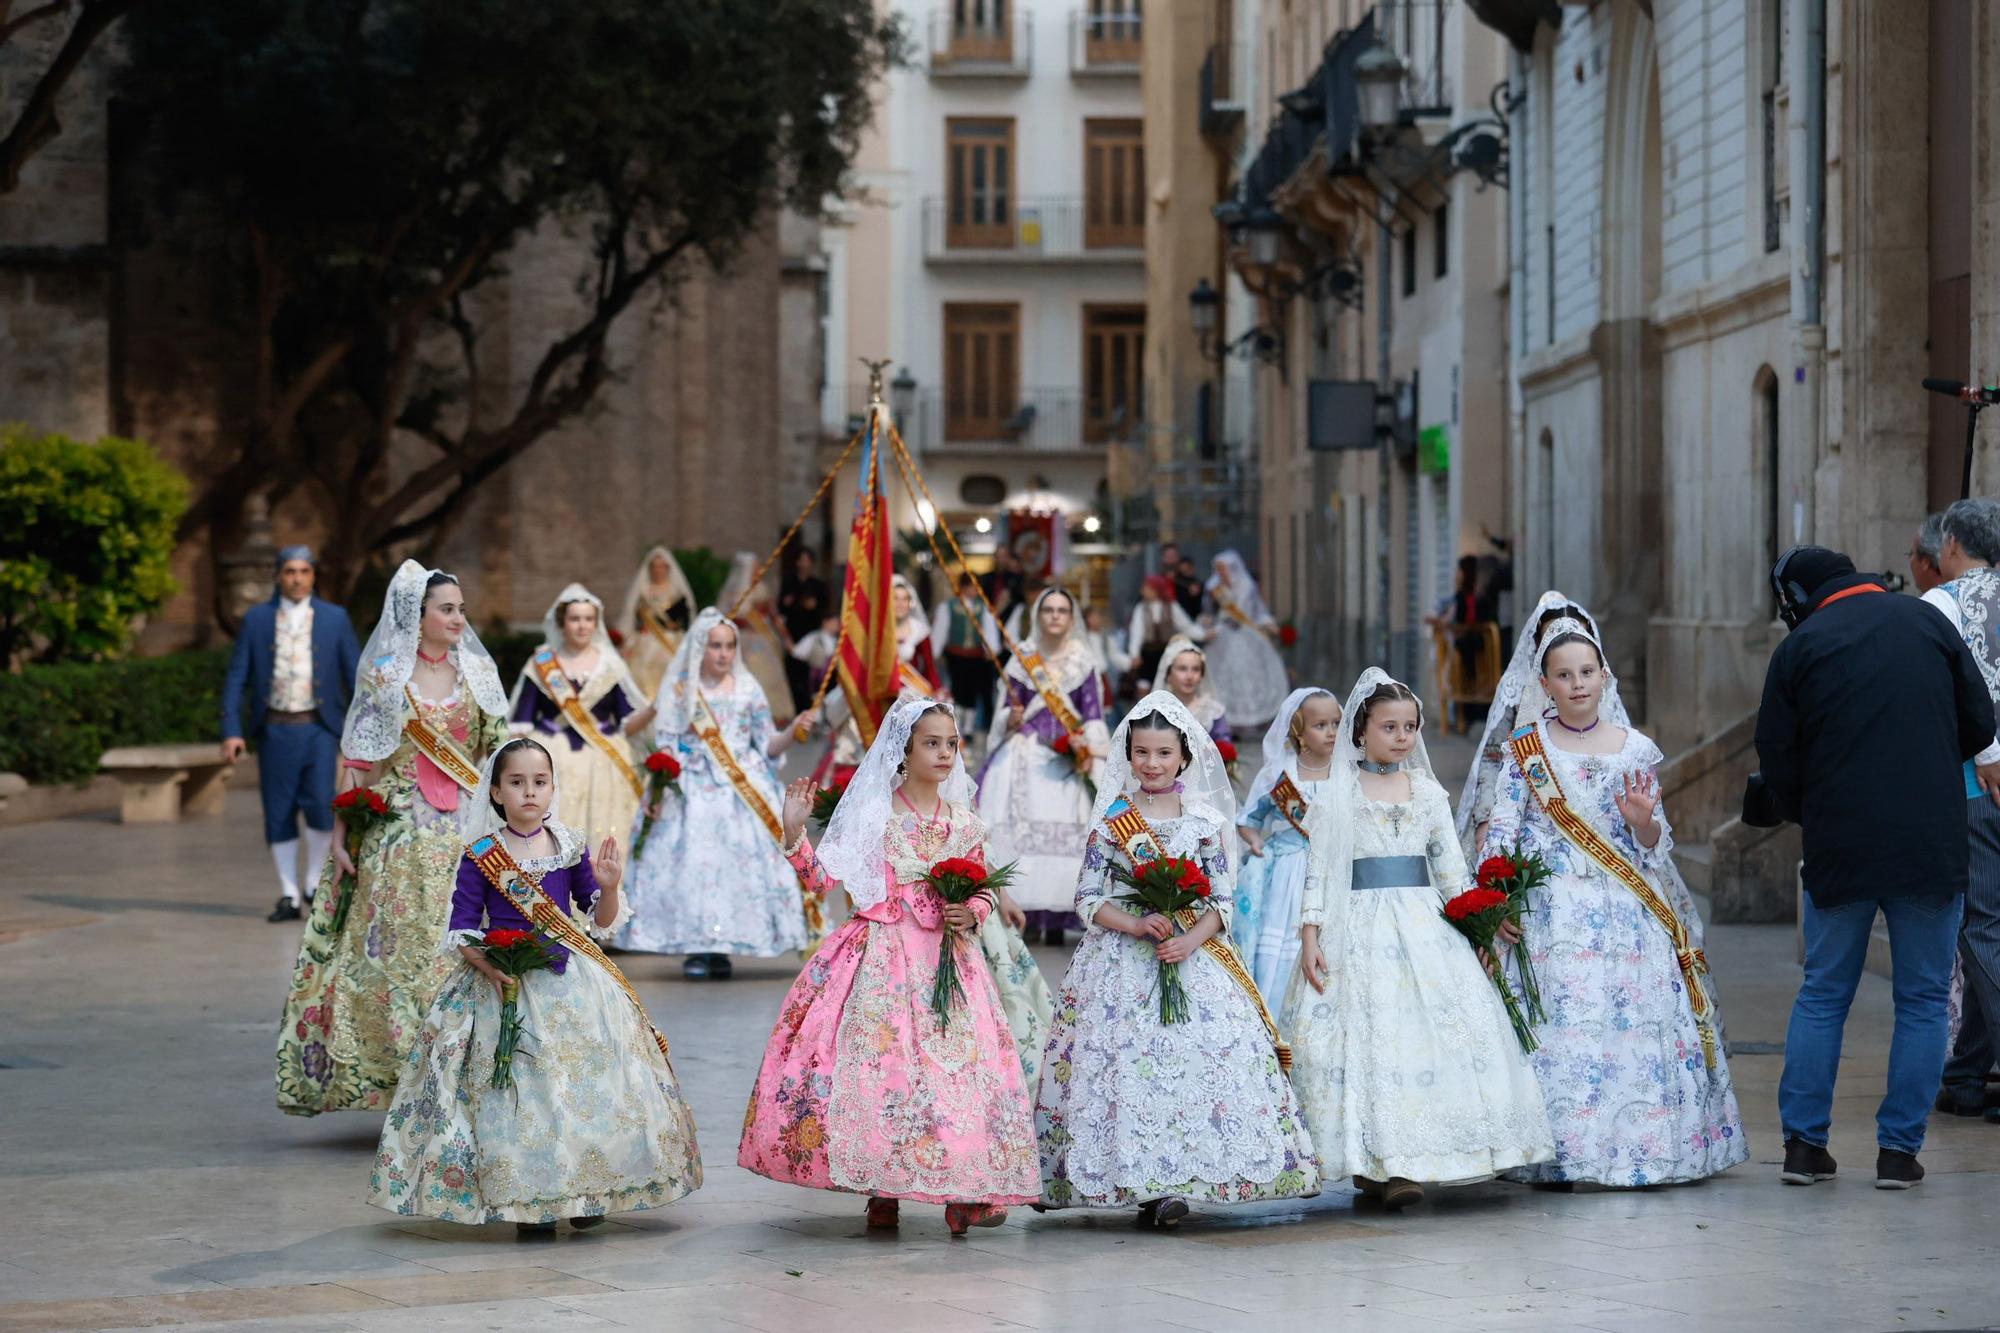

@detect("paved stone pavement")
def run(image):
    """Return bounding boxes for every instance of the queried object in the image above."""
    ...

[3,734,1998,1333]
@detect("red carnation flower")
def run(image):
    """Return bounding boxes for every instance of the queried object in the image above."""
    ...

[482,928,535,948]
[930,856,988,884]
[1278,622,1299,647]
[1215,740,1238,763]
[1051,733,1072,755]
[830,767,856,792]
[644,751,681,776]
[1476,854,1518,888]
[1443,887,1510,922]
[607,627,626,647]
[333,788,387,815]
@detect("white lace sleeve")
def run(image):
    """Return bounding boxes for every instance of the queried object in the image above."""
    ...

[1074,827,1117,928]
[581,890,634,941]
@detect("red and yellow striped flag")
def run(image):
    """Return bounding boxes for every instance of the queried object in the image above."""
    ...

[835,403,900,745]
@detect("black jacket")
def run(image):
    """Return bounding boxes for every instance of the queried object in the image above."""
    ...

[1754,575,1995,907]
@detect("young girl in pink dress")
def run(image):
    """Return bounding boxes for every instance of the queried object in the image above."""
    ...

[738,697,1041,1235]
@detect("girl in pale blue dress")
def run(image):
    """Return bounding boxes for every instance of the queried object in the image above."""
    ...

[1234,687,1342,1002]
[616,608,818,978]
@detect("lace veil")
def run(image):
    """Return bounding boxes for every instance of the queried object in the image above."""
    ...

[1302,668,1438,957]
[1090,689,1240,896]
[1454,589,1631,846]
[506,582,640,716]
[817,695,975,912]
[1243,685,1339,815]
[617,546,694,639]
[1205,549,1274,626]
[654,606,763,737]
[343,558,507,763]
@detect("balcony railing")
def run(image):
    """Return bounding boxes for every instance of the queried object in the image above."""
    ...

[1070,7,1141,75]
[1378,0,1452,116]
[1199,41,1243,138]
[927,8,1033,77]
[921,196,1143,262]
[823,383,1140,454]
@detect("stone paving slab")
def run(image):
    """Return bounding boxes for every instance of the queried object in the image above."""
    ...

[2,750,1998,1333]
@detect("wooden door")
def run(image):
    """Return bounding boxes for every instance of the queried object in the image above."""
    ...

[947,118,1015,249]
[1083,305,1145,442]
[944,304,1021,441]
[1084,118,1144,249]
[1084,0,1142,64]
[951,0,1011,63]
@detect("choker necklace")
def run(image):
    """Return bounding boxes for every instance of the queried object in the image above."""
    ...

[1358,759,1399,776]
[1553,714,1600,735]
[1137,781,1180,797]
[415,647,449,666]
[502,822,543,841]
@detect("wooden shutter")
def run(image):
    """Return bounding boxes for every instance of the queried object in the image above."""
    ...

[1083,305,1145,442]
[947,118,1015,250]
[1084,119,1144,249]
[951,0,1011,63]
[1084,0,1142,65]
[944,304,1021,441]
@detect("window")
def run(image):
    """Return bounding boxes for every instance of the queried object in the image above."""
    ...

[944,303,1020,440]
[1401,224,1417,298]
[950,0,1011,62]
[1537,428,1557,587]
[1433,201,1449,279]
[1760,0,1787,253]
[1083,0,1142,65]
[1757,366,1782,610]
[946,118,1015,249]
[1084,118,1145,248]
[1082,305,1145,442]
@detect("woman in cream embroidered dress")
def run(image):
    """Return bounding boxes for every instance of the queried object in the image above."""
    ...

[739,698,1040,1234]
[1037,693,1319,1225]
[1202,550,1290,730]
[1481,622,1747,1185]
[616,546,696,702]
[615,608,815,974]
[508,584,656,851]
[371,741,701,1228]
[1286,672,1553,1206]
[976,588,1111,929]
[1455,592,1623,860]
[276,562,510,1115]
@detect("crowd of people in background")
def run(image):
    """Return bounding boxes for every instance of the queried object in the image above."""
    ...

[213,520,2000,1237]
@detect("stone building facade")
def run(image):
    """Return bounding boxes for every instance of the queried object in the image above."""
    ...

[0,36,822,646]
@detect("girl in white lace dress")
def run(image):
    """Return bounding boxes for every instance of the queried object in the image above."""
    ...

[1036,692,1319,1228]
[1287,672,1553,1210]
[1481,622,1747,1186]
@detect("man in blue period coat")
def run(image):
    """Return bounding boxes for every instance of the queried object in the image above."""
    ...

[221,546,360,922]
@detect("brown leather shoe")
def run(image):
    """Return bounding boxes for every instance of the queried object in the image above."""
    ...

[945,1202,1006,1235]
[865,1197,900,1228]
[1382,1177,1425,1209]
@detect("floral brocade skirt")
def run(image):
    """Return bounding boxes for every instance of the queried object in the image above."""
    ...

[369,961,701,1224]
[275,810,462,1115]
[737,913,1041,1205]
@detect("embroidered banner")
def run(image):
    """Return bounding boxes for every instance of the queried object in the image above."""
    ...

[1269,773,1312,841]
[1508,724,1717,1068]
[401,687,481,792]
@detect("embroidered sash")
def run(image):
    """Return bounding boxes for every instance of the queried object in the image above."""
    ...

[464,837,674,1070]
[689,688,826,943]
[637,601,684,657]
[1101,794,1292,1072]
[1268,773,1312,841]
[1212,586,1263,634]
[530,649,644,800]
[1507,724,1718,1068]
[402,687,481,792]
[1012,651,1086,737]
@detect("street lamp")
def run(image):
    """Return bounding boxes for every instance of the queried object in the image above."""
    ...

[1246,204,1283,270]
[1354,38,1406,141]
[889,367,917,430]
[1189,278,1220,342]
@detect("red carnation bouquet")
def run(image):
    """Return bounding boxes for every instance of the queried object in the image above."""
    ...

[921,855,1019,1024]
[1110,856,1213,1024]
[811,766,856,828]
[1475,842,1550,1022]
[1440,887,1536,1053]
[1278,620,1299,648]
[326,787,392,935]
[1215,738,1239,778]
[481,927,555,1090]
[630,750,684,858]
[1050,731,1098,801]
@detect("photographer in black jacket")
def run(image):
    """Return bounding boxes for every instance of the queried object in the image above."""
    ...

[1751,545,1994,1190]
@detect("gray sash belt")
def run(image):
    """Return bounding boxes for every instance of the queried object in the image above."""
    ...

[1351,855,1431,889]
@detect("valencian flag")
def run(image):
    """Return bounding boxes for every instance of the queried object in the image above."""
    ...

[835,401,900,744]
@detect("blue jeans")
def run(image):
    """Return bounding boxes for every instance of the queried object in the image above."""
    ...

[1780,893,1963,1154]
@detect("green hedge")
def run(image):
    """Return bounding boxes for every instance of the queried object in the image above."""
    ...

[0,649,229,785]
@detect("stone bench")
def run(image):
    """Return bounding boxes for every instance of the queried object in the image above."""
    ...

[99,744,235,823]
